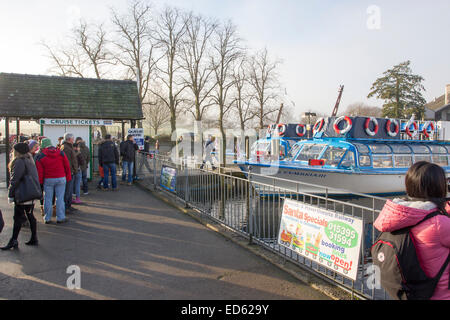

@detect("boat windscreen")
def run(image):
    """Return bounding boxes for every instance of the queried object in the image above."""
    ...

[252,141,270,152]
[321,146,347,167]
[390,144,412,154]
[411,145,430,154]
[368,144,391,154]
[353,143,370,154]
[430,145,447,154]
[295,144,327,161]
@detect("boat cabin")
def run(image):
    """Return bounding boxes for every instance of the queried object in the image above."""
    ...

[284,138,450,172]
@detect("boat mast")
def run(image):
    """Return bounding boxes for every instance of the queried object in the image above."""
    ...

[331,85,345,117]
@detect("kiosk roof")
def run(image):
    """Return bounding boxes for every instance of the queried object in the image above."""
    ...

[0,73,143,120]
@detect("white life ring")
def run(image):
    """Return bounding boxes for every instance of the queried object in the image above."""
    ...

[296,124,306,137]
[423,121,435,139]
[364,117,379,136]
[386,119,400,137]
[313,118,325,135]
[333,116,353,135]
[405,121,419,138]
[277,124,286,136]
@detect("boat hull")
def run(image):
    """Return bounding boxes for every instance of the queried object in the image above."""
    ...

[239,165,409,196]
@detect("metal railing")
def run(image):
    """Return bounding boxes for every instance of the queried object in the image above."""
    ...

[136,152,389,300]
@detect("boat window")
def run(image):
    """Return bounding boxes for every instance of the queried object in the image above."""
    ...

[321,146,347,167]
[359,155,371,167]
[432,155,448,166]
[353,143,370,154]
[252,141,270,152]
[372,155,393,168]
[411,145,430,154]
[430,145,447,154]
[369,144,391,154]
[288,143,302,159]
[295,144,327,161]
[390,144,412,154]
[414,155,432,163]
[340,151,356,169]
[394,155,413,168]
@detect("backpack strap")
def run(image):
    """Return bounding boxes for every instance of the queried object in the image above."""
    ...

[412,211,443,228]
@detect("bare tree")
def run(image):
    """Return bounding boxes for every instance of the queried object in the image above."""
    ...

[248,48,282,129]
[180,12,218,121]
[151,6,188,135]
[143,91,171,136]
[210,20,243,165]
[342,102,382,117]
[42,20,115,136]
[232,56,257,131]
[111,0,160,111]
[42,20,114,79]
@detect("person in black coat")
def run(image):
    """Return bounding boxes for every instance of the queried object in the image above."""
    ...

[1,143,42,250]
[120,135,139,185]
[98,135,120,191]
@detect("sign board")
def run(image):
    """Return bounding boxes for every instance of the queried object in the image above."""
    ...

[40,119,114,126]
[127,128,144,150]
[277,199,363,280]
[160,166,177,192]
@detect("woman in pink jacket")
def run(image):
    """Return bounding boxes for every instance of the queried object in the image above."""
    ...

[374,161,450,300]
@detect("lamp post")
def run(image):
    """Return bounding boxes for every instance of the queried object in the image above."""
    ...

[303,112,316,138]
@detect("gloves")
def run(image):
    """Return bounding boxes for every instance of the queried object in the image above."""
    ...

[8,198,14,204]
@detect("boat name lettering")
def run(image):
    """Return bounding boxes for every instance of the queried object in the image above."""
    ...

[283,171,327,178]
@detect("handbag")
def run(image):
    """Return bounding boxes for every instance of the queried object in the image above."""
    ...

[15,159,42,204]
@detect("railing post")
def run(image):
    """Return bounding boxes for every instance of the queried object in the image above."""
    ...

[153,153,157,190]
[247,165,253,244]
[184,155,189,208]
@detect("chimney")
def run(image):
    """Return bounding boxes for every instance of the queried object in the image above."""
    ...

[446,84,450,105]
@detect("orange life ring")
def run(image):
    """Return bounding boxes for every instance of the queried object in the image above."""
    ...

[296,124,306,137]
[313,118,325,135]
[405,121,419,138]
[423,122,435,139]
[277,124,286,136]
[333,116,353,135]
[364,117,379,136]
[386,119,400,137]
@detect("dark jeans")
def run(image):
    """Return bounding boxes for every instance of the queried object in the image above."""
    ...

[81,169,88,193]
[103,163,117,189]
[65,175,74,209]
[12,204,36,241]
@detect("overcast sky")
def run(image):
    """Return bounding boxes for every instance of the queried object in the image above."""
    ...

[0,0,449,117]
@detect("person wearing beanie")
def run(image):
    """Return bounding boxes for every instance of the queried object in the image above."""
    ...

[28,140,39,157]
[35,139,71,224]
[1,143,41,250]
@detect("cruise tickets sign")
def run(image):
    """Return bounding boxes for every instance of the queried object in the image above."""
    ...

[40,119,114,126]
[278,199,363,280]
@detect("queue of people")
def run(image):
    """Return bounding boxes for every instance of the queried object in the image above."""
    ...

[0,134,91,250]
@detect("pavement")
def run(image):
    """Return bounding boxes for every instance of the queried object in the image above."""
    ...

[0,181,330,300]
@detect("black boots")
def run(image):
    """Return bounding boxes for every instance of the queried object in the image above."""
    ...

[25,238,39,246]
[1,239,19,250]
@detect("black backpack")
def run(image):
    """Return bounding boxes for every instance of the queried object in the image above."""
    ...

[371,210,450,300]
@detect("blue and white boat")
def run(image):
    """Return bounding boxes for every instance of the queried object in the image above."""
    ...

[236,116,448,196]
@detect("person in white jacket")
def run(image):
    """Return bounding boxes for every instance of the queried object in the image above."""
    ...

[200,136,217,170]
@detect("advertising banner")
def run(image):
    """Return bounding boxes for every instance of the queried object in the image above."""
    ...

[128,128,145,150]
[160,166,177,193]
[278,199,363,280]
